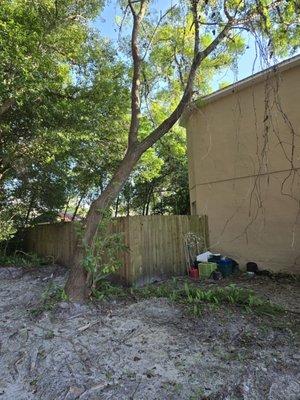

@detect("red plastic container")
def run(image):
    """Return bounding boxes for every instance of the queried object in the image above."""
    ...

[188,267,199,280]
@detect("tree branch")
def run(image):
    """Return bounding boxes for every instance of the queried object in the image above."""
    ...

[137,6,232,153]
[191,0,200,55]
[141,5,177,61]
[137,0,273,153]
[128,0,148,148]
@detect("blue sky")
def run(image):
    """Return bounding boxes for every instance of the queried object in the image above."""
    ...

[92,0,292,92]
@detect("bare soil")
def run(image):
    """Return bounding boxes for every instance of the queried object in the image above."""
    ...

[0,265,299,400]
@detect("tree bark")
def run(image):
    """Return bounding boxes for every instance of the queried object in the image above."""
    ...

[23,194,35,227]
[63,198,70,220]
[145,182,153,215]
[115,195,120,217]
[72,192,85,221]
[65,147,142,300]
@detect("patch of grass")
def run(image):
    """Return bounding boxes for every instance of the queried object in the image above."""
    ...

[124,369,137,379]
[133,280,284,317]
[89,277,284,318]
[184,283,284,316]
[92,280,127,300]
[30,283,68,317]
[267,272,300,282]
[189,387,205,399]
[0,251,51,269]
[132,277,182,302]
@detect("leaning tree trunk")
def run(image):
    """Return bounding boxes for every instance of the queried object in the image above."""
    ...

[64,1,232,301]
[64,148,141,301]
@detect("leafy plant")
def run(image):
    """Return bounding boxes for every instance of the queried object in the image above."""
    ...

[182,283,283,316]
[0,210,17,242]
[133,280,283,317]
[30,283,68,317]
[0,251,50,269]
[92,280,127,300]
[81,210,128,293]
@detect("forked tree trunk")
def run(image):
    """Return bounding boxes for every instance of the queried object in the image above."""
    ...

[65,148,141,301]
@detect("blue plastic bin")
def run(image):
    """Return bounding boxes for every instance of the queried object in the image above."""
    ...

[217,258,233,277]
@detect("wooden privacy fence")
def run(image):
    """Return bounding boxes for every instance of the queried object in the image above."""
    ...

[24,215,209,286]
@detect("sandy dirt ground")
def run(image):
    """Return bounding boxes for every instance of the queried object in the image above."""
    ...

[0,265,299,400]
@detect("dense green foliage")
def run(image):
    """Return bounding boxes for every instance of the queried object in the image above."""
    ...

[0,0,129,238]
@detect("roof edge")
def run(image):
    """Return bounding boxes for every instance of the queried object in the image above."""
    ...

[180,54,300,128]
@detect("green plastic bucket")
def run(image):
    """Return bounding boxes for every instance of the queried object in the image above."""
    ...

[198,262,217,278]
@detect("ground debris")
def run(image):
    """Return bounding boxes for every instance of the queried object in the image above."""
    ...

[0,265,299,400]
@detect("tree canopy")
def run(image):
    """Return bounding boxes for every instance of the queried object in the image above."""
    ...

[0,0,130,237]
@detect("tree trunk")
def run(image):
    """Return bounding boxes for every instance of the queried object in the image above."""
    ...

[114,195,120,217]
[145,183,153,216]
[72,192,85,221]
[63,198,70,220]
[23,195,35,227]
[126,201,130,217]
[65,148,141,301]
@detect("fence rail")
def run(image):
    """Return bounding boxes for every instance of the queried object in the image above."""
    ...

[24,215,209,286]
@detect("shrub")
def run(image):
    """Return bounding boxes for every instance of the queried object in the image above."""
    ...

[79,210,128,293]
[0,250,49,268]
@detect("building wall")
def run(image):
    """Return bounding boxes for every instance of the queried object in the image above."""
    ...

[185,60,300,273]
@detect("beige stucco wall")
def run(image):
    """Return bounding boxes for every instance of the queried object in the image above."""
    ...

[185,59,300,273]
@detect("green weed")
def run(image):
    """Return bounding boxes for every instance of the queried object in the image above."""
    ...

[30,283,68,317]
[92,280,127,300]
[0,251,51,269]
[189,387,205,399]
[89,277,283,319]
[77,210,128,291]
[133,280,283,317]
[185,283,283,316]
